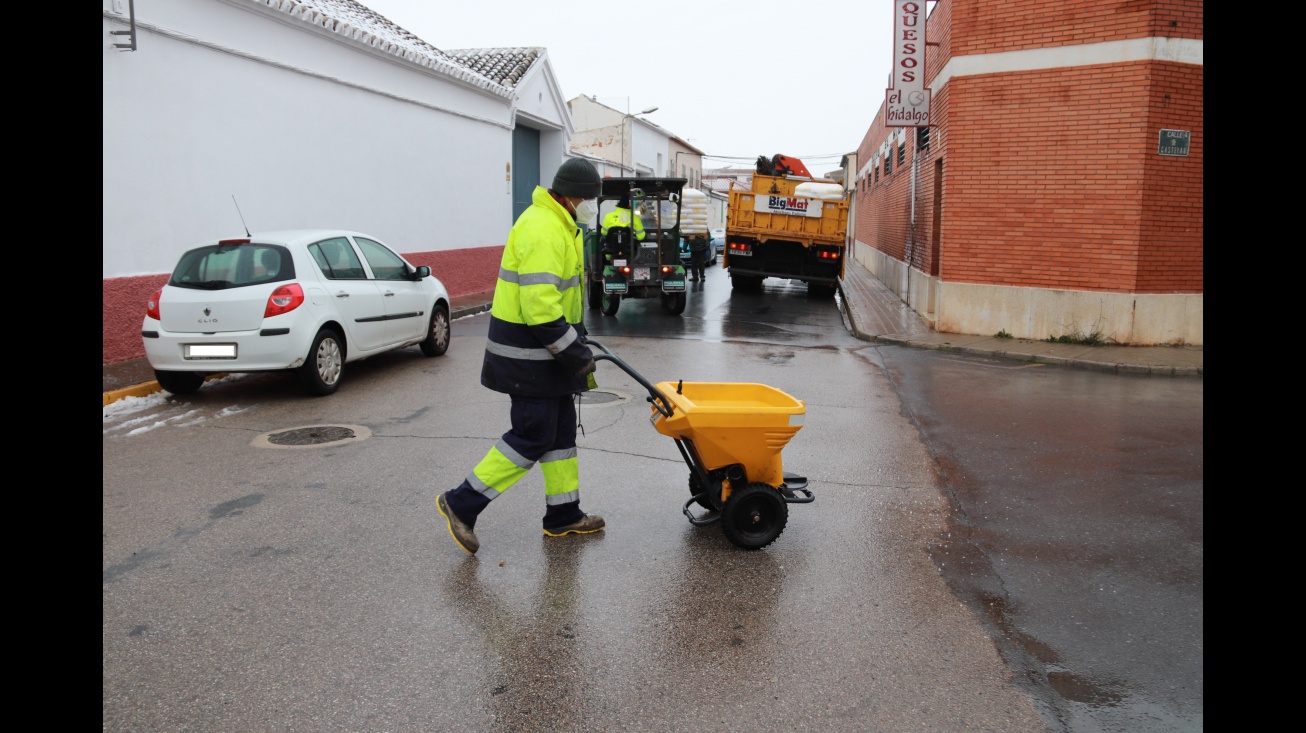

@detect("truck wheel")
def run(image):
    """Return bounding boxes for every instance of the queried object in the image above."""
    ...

[663,292,686,315]
[588,281,602,309]
[807,283,836,299]
[731,274,762,291]
[601,291,620,316]
[721,482,788,550]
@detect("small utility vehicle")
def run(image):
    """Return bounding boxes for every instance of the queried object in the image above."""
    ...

[585,177,689,316]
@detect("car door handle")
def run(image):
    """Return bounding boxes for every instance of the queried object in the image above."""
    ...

[335,292,350,298]
[383,291,395,297]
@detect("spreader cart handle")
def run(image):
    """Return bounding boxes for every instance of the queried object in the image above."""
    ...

[581,336,674,417]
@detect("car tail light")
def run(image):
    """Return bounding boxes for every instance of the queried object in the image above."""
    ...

[265,283,305,318]
[146,288,162,320]
[218,238,251,245]
[619,266,632,274]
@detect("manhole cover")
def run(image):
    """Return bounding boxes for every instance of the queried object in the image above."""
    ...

[580,390,623,405]
[252,424,371,449]
[268,426,355,445]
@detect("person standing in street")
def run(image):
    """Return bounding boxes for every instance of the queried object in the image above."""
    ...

[436,158,605,556]
[688,234,709,282]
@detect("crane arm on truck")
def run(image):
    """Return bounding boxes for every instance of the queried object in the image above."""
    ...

[754,154,814,179]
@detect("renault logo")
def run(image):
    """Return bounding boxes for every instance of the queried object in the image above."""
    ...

[204,307,211,316]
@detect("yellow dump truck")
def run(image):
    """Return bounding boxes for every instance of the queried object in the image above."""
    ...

[724,155,849,298]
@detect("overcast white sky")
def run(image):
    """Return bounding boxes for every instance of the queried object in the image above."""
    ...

[359,0,900,174]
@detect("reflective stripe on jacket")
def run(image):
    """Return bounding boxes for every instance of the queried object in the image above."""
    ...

[481,186,593,396]
[601,208,645,240]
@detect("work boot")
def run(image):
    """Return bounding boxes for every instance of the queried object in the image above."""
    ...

[437,493,479,555]
[543,513,605,537]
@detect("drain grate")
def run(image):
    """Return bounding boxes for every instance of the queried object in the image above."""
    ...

[252,424,372,449]
[580,390,622,405]
[268,426,356,445]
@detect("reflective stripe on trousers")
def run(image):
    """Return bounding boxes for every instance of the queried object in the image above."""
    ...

[445,394,581,525]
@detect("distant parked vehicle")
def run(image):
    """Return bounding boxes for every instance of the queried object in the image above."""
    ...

[680,235,717,267]
[142,229,451,396]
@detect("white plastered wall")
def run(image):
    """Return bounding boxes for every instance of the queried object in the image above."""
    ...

[103,0,516,278]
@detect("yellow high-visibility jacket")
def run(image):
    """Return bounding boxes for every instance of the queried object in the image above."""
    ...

[481,186,593,396]
[601,207,645,241]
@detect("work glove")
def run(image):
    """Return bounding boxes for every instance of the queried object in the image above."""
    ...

[575,358,597,378]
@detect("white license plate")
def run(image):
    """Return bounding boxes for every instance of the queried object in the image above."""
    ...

[634,267,650,280]
[732,249,753,257]
[185,343,236,359]
[613,259,627,267]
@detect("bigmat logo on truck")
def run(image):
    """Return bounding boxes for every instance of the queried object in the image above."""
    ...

[754,194,823,218]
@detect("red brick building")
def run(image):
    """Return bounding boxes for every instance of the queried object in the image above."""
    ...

[851,0,1202,345]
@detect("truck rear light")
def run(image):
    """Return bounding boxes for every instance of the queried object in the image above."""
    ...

[660,266,672,274]
[619,266,632,274]
[816,250,841,260]
[729,242,751,253]
[146,288,162,320]
[265,283,305,318]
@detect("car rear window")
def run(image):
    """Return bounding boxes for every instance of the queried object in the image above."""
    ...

[170,243,295,289]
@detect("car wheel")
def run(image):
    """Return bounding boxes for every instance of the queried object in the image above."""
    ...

[154,369,205,395]
[298,327,344,396]
[419,303,450,356]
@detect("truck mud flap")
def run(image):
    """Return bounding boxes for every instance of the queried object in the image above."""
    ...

[660,266,687,292]
[603,268,628,294]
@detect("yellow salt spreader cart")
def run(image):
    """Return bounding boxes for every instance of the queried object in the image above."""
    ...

[583,337,814,550]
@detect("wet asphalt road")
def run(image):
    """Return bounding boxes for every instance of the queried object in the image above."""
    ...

[103,263,1201,732]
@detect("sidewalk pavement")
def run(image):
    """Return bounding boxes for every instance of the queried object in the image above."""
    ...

[104,263,1201,406]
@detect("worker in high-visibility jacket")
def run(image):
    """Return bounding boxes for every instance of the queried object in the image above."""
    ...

[601,196,645,242]
[436,158,605,555]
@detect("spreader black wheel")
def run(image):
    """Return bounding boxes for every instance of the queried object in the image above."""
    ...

[601,291,620,316]
[588,280,602,309]
[721,482,788,550]
[688,473,723,511]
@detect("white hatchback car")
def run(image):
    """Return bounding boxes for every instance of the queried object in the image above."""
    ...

[142,230,451,396]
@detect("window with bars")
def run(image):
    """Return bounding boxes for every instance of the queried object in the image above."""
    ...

[917,126,930,150]
[897,143,905,166]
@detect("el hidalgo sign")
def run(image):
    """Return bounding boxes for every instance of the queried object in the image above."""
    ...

[886,0,931,127]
